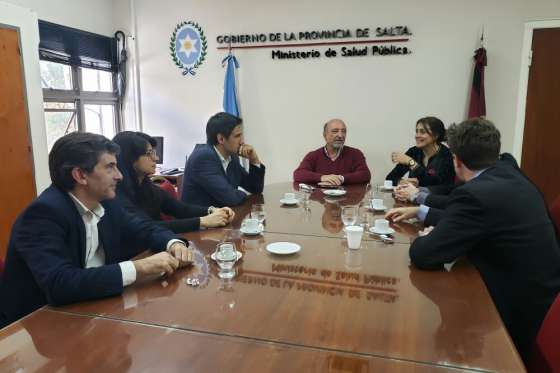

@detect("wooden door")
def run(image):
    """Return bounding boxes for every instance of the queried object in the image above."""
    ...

[0,27,36,260]
[521,28,560,205]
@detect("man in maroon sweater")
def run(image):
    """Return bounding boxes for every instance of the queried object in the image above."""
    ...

[293,119,371,185]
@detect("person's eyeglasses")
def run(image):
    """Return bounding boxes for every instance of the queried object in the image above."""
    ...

[144,149,157,158]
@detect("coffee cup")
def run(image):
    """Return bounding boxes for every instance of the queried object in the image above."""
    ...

[284,192,296,201]
[370,198,384,209]
[374,219,390,233]
[345,225,364,249]
[242,218,260,233]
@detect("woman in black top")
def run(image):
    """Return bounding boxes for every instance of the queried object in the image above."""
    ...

[113,131,234,233]
[386,116,455,187]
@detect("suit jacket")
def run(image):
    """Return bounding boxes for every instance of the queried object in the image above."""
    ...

[410,162,560,360]
[423,153,520,211]
[181,144,265,207]
[0,185,177,328]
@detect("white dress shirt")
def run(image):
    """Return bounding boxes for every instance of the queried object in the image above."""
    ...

[68,193,137,286]
[214,145,232,172]
[68,193,184,287]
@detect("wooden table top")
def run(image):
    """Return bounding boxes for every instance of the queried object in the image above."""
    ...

[58,231,524,372]
[0,309,480,373]
[0,182,526,372]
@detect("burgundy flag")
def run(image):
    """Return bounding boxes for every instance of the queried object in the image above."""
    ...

[468,47,487,118]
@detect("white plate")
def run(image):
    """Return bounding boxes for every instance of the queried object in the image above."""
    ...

[280,198,299,205]
[266,242,301,255]
[210,250,243,261]
[369,227,395,235]
[240,224,264,236]
[323,189,347,196]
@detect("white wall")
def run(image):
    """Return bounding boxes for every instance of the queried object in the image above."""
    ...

[112,0,142,131]
[0,1,49,192]
[2,0,116,36]
[0,0,123,193]
[132,0,560,185]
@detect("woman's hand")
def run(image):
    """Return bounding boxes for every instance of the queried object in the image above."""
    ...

[200,209,230,228]
[217,207,235,223]
[391,152,412,165]
[394,183,419,202]
[401,178,419,187]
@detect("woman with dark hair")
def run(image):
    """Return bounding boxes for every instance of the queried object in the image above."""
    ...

[113,131,234,233]
[385,116,455,187]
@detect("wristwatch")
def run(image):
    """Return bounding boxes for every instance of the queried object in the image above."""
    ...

[408,159,417,169]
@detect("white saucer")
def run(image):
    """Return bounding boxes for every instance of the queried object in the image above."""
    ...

[280,198,299,205]
[210,250,243,261]
[266,242,301,255]
[240,224,264,236]
[370,206,387,211]
[323,189,347,196]
[369,227,395,235]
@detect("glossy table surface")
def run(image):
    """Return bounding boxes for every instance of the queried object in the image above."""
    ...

[0,182,526,372]
[0,309,480,373]
[230,182,421,244]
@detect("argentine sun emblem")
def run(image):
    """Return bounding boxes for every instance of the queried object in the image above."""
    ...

[170,21,207,76]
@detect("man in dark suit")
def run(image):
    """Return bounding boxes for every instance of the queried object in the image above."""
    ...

[386,118,560,361]
[181,112,265,207]
[0,133,192,328]
[394,153,520,209]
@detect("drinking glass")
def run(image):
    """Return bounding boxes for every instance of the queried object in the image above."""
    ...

[250,204,266,224]
[341,206,358,236]
[358,204,370,228]
[215,242,238,279]
[296,190,311,208]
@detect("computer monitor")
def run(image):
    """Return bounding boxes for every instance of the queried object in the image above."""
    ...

[153,136,163,164]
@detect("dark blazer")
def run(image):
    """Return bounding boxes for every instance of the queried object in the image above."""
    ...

[410,162,560,360]
[181,144,265,207]
[422,153,520,210]
[0,185,177,328]
[386,145,455,187]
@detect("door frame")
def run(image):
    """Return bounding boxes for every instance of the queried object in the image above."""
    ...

[0,23,37,192]
[0,2,49,192]
[513,19,560,162]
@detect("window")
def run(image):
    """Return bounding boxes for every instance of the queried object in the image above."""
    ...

[81,67,113,92]
[38,20,121,150]
[43,102,77,150]
[41,61,120,150]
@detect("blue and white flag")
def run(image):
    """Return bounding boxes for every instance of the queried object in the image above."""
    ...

[222,54,240,117]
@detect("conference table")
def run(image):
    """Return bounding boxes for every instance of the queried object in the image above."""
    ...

[0,182,526,372]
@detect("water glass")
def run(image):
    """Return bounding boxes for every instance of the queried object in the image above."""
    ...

[215,242,238,279]
[341,206,358,227]
[358,205,370,228]
[296,190,311,208]
[250,204,266,224]
[341,206,358,237]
